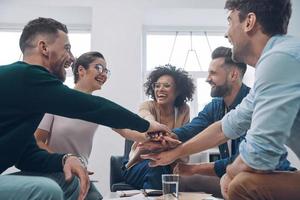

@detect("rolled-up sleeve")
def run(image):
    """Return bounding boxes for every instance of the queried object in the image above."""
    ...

[239,53,300,170]
[221,89,254,139]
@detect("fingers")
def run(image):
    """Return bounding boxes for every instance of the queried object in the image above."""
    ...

[63,163,73,181]
[140,153,159,161]
[76,168,90,200]
[63,156,90,200]
[163,136,182,146]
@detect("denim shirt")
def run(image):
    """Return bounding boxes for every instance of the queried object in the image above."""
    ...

[173,84,250,177]
[222,35,300,170]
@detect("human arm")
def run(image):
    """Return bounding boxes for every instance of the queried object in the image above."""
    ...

[23,66,155,132]
[173,102,215,142]
[141,121,228,167]
[173,162,217,176]
[112,128,149,142]
[34,113,55,153]
[221,52,300,198]
[16,136,90,200]
[229,53,300,171]
[34,128,54,153]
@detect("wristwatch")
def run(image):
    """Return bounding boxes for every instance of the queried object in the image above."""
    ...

[62,153,87,168]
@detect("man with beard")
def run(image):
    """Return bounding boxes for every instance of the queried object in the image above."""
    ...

[142,0,300,199]
[0,17,168,200]
[139,46,249,196]
[172,46,249,197]
[141,46,295,197]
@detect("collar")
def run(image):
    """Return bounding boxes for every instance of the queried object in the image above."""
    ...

[226,83,250,111]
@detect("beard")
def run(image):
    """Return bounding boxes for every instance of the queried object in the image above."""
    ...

[210,81,232,98]
[52,67,66,82]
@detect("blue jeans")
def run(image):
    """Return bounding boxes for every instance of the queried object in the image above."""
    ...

[86,182,103,200]
[123,160,171,189]
[0,174,64,200]
[0,172,80,200]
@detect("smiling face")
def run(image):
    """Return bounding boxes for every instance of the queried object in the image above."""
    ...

[225,10,249,63]
[47,30,74,81]
[77,57,108,92]
[206,57,232,97]
[153,75,177,106]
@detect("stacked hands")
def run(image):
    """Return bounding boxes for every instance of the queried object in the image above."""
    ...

[138,130,183,168]
[142,131,181,152]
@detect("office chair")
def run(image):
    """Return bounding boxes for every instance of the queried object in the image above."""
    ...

[110,139,135,192]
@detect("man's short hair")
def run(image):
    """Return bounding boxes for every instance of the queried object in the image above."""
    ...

[225,0,291,36]
[212,46,247,77]
[19,17,68,53]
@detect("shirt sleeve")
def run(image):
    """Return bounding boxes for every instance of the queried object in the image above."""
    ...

[38,113,54,131]
[239,53,300,170]
[221,89,254,139]
[15,135,64,172]
[23,66,149,132]
[173,102,214,142]
[138,101,156,121]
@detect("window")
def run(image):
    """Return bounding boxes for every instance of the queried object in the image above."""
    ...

[144,30,231,117]
[0,31,91,88]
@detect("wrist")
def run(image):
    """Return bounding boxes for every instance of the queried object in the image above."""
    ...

[62,153,86,168]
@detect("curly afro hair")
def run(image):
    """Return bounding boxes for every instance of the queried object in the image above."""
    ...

[144,64,195,107]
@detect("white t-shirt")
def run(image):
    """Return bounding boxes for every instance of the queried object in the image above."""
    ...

[38,113,98,164]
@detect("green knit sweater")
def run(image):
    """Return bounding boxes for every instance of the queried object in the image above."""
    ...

[0,61,149,174]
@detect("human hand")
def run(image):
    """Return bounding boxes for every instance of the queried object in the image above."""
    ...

[220,173,232,200]
[140,148,179,167]
[146,120,172,135]
[63,155,90,200]
[173,163,197,176]
[138,135,181,152]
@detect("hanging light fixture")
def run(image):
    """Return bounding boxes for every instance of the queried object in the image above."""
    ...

[168,31,178,64]
[167,31,212,71]
[184,31,202,70]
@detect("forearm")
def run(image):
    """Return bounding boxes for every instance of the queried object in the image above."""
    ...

[113,128,147,142]
[193,162,217,176]
[36,141,54,153]
[174,121,228,158]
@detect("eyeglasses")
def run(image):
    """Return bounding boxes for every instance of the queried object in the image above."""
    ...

[152,82,172,89]
[95,64,111,77]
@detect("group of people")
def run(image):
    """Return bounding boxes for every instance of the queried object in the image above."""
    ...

[0,0,300,200]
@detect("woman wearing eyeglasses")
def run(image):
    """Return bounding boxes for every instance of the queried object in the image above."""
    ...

[120,64,195,190]
[34,51,110,200]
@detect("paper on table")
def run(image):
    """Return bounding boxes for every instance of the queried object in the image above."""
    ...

[116,190,141,197]
[106,193,149,200]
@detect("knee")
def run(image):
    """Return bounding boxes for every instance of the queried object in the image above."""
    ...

[33,178,64,200]
[228,172,257,200]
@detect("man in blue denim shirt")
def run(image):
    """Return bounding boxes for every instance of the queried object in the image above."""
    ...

[142,0,300,199]
[173,46,249,197]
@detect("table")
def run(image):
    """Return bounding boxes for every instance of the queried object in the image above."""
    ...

[104,192,223,200]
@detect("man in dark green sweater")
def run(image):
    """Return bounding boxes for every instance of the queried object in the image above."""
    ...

[0,17,167,200]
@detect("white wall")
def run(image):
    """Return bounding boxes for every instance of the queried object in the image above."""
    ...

[1,0,300,196]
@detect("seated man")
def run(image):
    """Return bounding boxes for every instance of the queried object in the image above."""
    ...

[142,0,300,199]
[0,17,168,200]
[141,46,294,198]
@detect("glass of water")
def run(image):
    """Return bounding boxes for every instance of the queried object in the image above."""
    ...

[162,174,179,200]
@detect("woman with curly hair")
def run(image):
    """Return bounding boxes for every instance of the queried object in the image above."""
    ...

[120,64,195,190]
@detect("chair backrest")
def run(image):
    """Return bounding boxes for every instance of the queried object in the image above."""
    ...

[110,139,135,192]
[123,139,134,160]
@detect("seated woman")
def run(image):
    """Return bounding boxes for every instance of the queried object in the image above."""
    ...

[34,51,110,200]
[117,65,195,189]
